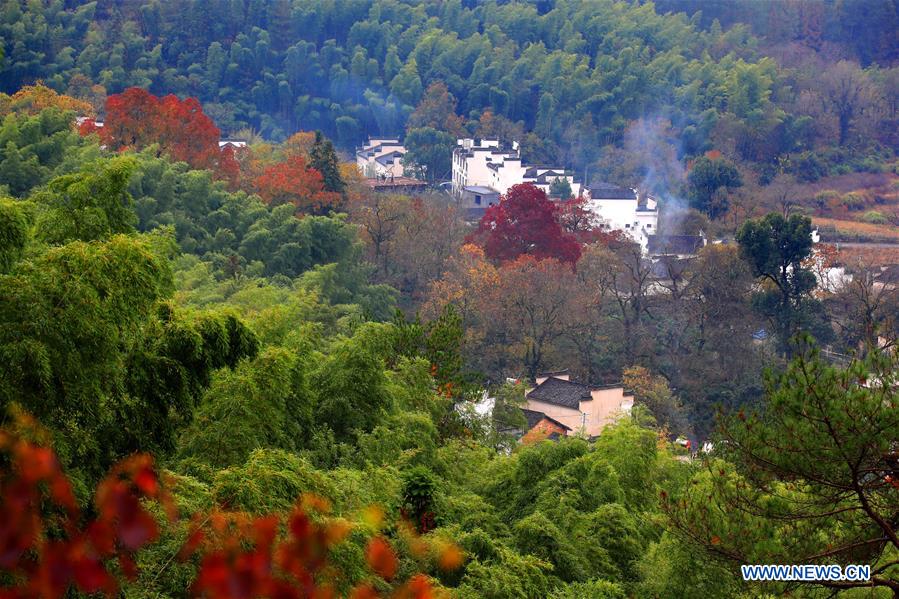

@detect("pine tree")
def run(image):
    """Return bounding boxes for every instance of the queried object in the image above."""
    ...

[310,131,346,195]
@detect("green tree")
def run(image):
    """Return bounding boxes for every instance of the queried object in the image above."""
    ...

[32,157,137,244]
[549,177,573,200]
[664,345,899,595]
[687,156,742,219]
[310,130,346,196]
[736,212,830,352]
[402,127,455,183]
[0,197,30,272]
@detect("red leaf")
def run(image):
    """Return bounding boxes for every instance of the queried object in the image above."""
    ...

[365,537,398,581]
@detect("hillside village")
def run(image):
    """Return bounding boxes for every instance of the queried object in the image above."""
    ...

[1,1,897,596]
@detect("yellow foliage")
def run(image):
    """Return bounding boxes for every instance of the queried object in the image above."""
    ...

[1,83,94,117]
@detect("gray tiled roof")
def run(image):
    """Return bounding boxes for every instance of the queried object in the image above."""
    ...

[527,377,591,409]
[647,235,705,256]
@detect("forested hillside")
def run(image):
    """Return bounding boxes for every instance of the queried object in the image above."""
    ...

[0,1,898,597]
[2,0,896,181]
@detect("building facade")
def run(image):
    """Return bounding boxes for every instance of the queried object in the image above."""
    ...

[451,138,584,201]
[523,372,634,438]
[356,137,407,178]
[585,182,659,251]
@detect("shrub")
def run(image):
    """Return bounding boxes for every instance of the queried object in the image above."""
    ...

[813,190,841,210]
[841,192,866,211]
[861,210,888,224]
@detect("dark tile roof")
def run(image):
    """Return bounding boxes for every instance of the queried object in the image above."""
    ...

[876,264,899,284]
[588,182,637,199]
[647,235,705,256]
[527,377,591,409]
[521,408,572,431]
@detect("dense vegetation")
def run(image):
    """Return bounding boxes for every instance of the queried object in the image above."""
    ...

[0,1,897,597]
[2,0,896,183]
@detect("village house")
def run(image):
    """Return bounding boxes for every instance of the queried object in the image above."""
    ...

[218,139,247,150]
[451,138,584,205]
[519,408,572,443]
[356,137,407,178]
[646,233,707,259]
[522,371,634,439]
[451,139,660,251]
[586,182,659,251]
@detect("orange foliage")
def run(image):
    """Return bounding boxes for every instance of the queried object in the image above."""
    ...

[0,414,459,598]
[283,131,316,160]
[254,155,341,215]
[1,82,94,117]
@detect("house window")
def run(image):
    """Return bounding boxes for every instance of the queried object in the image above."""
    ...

[474,195,482,205]
[625,224,631,228]
[647,224,652,228]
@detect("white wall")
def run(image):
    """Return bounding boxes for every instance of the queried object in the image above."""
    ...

[357,139,407,178]
[587,196,658,251]
[453,138,583,198]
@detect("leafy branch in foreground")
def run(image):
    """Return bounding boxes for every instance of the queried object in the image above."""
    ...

[0,409,460,598]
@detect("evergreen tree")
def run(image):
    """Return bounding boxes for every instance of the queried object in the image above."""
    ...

[310,130,346,195]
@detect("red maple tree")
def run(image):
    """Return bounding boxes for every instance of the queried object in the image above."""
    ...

[470,183,582,264]
[97,87,226,173]
[217,144,242,190]
[254,155,341,215]
[0,410,170,598]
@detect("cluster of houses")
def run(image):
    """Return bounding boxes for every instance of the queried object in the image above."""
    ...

[356,136,666,252]
[448,137,661,251]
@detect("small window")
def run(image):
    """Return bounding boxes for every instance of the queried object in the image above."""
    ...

[647,224,652,228]
[474,195,482,205]
[625,224,631,228]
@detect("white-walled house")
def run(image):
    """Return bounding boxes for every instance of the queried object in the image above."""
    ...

[451,138,583,201]
[585,182,659,251]
[356,137,407,178]
[219,140,247,150]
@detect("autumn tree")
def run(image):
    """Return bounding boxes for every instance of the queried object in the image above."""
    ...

[424,246,578,379]
[471,183,581,265]
[0,82,93,117]
[497,256,579,379]
[820,60,877,146]
[407,81,466,136]
[253,155,340,215]
[100,87,222,170]
[475,109,525,144]
[621,366,686,433]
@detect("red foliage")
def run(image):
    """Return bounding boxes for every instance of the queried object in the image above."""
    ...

[100,87,221,171]
[77,118,101,136]
[217,145,242,191]
[0,415,458,598]
[469,183,581,264]
[254,155,341,215]
[0,414,167,599]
